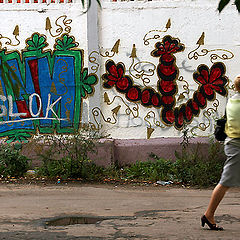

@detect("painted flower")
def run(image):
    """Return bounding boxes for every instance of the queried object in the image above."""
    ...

[7,133,30,143]
[26,33,47,51]
[102,60,132,93]
[158,79,177,96]
[141,89,155,106]
[161,108,175,125]
[193,62,228,100]
[80,68,97,98]
[126,86,141,101]
[55,34,78,51]
[174,107,184,129]
[151,35,184,58]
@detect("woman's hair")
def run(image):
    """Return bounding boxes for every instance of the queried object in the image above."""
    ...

[234,75,240,92]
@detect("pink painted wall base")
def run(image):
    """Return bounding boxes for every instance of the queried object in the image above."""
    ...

[22,137,215,167]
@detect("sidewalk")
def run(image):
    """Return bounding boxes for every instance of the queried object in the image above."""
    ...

[0,183,239,239]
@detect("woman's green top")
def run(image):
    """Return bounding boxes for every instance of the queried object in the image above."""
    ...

[225,92,240,147]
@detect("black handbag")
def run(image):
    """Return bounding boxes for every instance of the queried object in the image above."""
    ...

[214,117,227,141]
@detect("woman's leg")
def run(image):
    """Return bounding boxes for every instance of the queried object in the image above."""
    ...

[204,183,229,224]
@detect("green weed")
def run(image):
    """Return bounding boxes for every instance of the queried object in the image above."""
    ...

[123,157,174,182]
[27,124,226,187]
[173,139,225,187]
[34,128,106,180]
[119,138,225,187]
[0,143,30,177]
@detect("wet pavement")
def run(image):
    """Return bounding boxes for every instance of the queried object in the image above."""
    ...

[0,183,240,239]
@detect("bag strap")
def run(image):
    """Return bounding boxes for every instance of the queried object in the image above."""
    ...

[223,108,227,120]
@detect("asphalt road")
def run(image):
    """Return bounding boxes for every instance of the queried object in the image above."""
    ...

[0,183,240,239]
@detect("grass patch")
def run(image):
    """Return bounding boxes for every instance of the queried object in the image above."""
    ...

[172,139,225,187]
[32,137,225,187]
[33,128,106,181]
[0,126,226,188]
[0,143,30,178]
[123,157,175,182]
[111,139,225,187]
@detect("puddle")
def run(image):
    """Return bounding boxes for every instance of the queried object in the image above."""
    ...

[45,216,106,226]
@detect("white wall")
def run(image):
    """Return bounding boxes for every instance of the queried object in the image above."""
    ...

[0,3,88,53]
[94,0,239,139]
[0,0,238,141]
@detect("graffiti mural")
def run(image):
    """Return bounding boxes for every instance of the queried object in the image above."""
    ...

[101,35,229,133]
[0,33,97,142]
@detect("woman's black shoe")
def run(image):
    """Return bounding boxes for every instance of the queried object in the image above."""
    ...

[201,215,224,231]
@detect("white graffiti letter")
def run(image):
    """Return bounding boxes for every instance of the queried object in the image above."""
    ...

[29,93,42,117]
[45,93,62,120]
[0,95,7,117]
[8,95,27,117]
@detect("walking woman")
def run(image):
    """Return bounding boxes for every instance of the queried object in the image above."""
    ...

[201,75,240,230]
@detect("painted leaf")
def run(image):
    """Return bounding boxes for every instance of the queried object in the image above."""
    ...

[80,69,97,98]
[27,46,36,51]
[27,33,47,51]
[84,75,97,85]
[56,39,64,47]
[55,45,63,51]
[27,40,34,47]
[67,37,73,45]
[80,87,86,98]
[63,35,68,45]
[38,36,46,45]
[66,43,77,49]
[83,84,93,94]
[82,69,88,79]
[55,34,77,51]
[7,133,30,143]
[33,34,39,46]
[38,43,47,49]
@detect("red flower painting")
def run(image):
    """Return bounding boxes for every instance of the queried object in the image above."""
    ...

[102,35,229,130]
[102,60,132,93]
[151,35,184,58]
[193,62,228,100]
